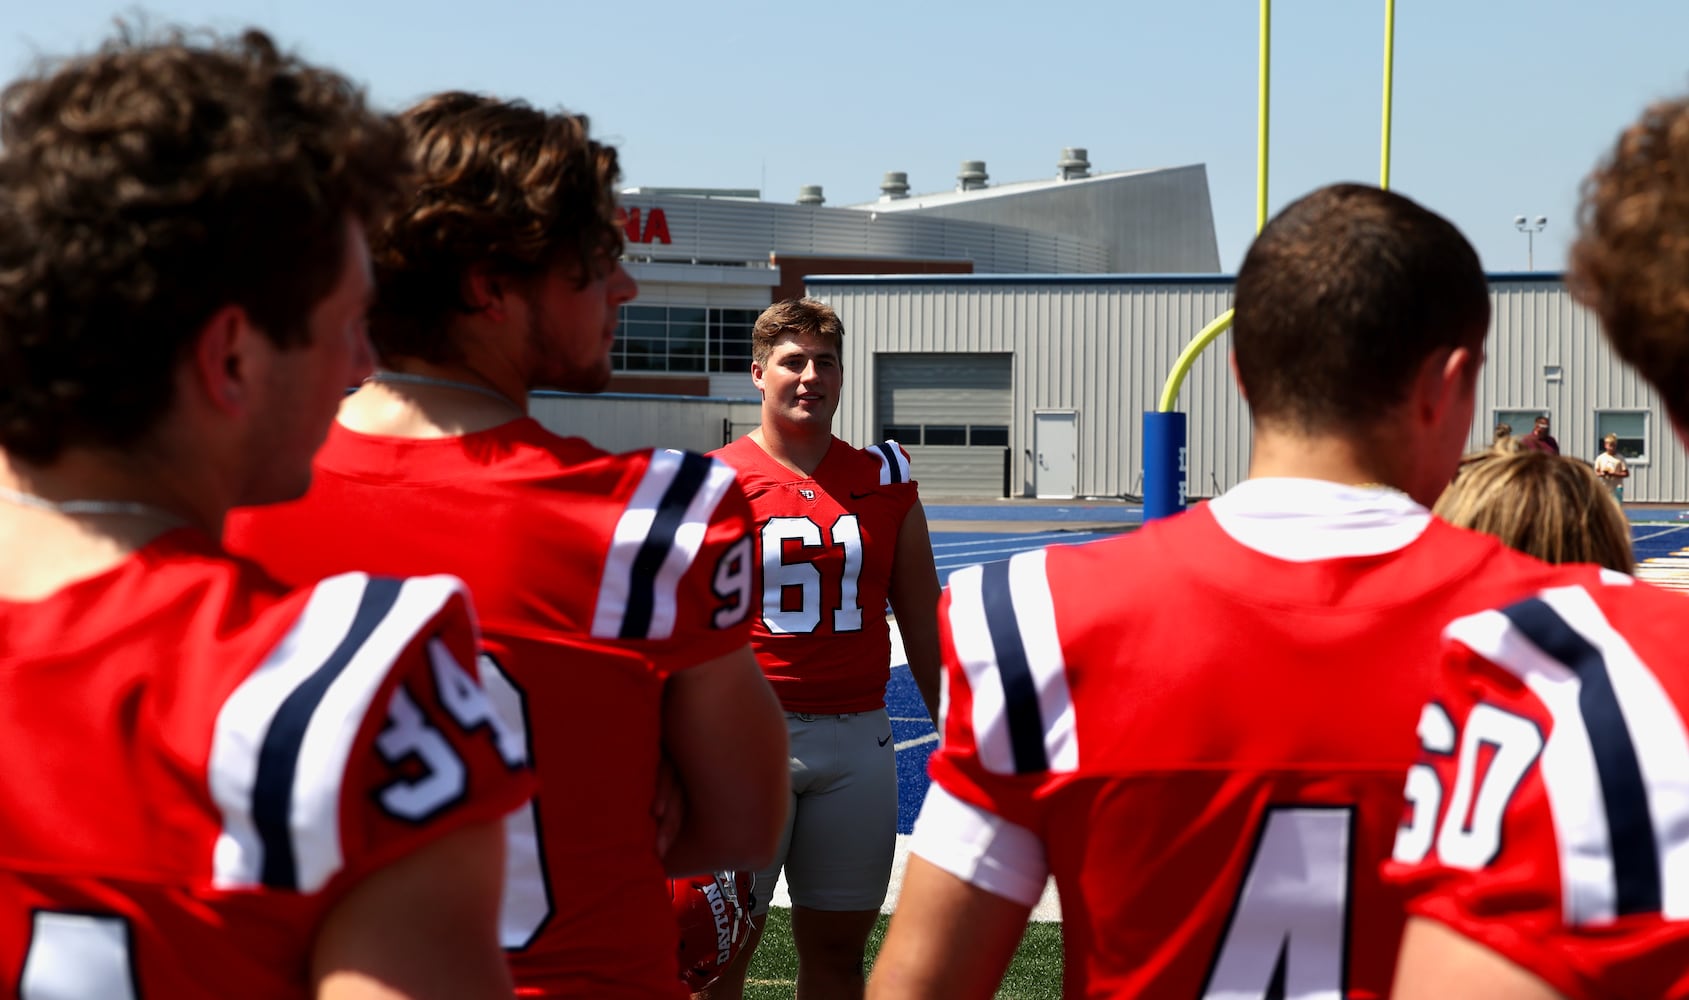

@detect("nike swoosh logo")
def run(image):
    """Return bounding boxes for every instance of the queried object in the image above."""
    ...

[851,491,875,500]
[877,734,892,747]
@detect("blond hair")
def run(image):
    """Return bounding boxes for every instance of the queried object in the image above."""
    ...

[1434,450,1634,573]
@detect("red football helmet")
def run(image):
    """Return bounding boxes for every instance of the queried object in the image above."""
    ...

[670,870,757,991]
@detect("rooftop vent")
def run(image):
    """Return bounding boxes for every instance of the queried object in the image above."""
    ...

[796,185,825,206]
[1057,147,1091,180]
[879,171,910,201]
[956,160,989,191]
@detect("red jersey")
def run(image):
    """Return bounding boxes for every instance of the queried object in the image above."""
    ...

[708,436,918,714]
[920,480,1600,999]
[1386,579,1689,999]
[0,530,531,1000]
[226,418,754,999]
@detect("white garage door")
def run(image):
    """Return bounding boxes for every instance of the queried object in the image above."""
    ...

[875,353,1012,497]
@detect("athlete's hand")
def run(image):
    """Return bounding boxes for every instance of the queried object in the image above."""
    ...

[652,753,686,859]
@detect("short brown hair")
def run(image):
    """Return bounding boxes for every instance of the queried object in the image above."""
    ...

[1569,95,1689,427]
[1233,184,1491,434]
[369,92,623,364]
[1435,449,1634,573]
[752,298,844,367]
[0,26,405,464]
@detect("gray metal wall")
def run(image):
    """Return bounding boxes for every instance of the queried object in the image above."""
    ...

[1481,276,1686,502]
[529,392,762,455]
[809,273,1689,503]
[856,165,1221,274]
[813,276,1243,500]
[619,196,1109,274]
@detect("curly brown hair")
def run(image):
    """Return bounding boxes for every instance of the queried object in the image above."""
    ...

[0,26,406,465]
[368,92,624,364]
[1233,184,1491,434]
[1569,95,1689,426]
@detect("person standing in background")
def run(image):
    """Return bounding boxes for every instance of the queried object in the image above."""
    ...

[703,297,942,1000]
[1519,414,1561,455]
[1593,431,1629,500]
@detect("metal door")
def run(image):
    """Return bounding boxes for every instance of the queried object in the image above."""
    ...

[1033,410,1078,499]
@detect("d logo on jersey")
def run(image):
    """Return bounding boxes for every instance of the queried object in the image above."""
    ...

[798,489,815,501]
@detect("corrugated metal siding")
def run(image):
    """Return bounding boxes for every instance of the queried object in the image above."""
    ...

[863,165,1222,273]
[1481,281,1687,502]
[815,279,1243,500]
[622,197,1110,273]
[811,275,1689,503]
[876,354,1013,495]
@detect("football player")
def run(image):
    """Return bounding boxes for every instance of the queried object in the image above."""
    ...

[701,297,943,1000]
[1387,93,1689,1000]
[223,92,789,998]
[867,184,1603,999]
[0,27,531,999]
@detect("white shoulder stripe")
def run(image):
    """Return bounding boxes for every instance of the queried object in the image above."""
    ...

[593,450,736,641]
[1448,585,1689,923]
[871,440,913,486]
[210,572,469,893]
[945,549,1075,776]
[647,457,737,640]
[1452,606,1612,924]
[1008,550,1076,772]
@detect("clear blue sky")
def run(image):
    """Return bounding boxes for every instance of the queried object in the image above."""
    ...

[6,0,1689,273]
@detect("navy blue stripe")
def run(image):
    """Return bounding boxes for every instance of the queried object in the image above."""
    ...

[1503,597,1662,915]
[979,559,1048,774]
[876,442,903,484]
[620,452,711,639]
[253,577,403,890]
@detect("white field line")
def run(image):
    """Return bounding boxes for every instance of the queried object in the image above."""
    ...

[1632,525,1689,544]
[930,530,1097,551]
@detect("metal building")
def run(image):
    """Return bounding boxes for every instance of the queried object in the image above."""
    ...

[607,154,1220,401]
[807,272,1689,503]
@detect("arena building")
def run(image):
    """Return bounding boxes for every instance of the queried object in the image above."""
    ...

[606,149,1220,399]
[543,149,1685,502]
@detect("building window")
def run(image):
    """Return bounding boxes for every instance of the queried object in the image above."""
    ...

[613,305,759,374]
[877,423,1010,448]
[1492,409,1546,442]
[1595,410,1648,464]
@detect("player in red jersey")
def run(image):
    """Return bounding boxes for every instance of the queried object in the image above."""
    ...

[0,27,531,1000]
[223,92,789,998]
[702,297,942,1000]
[866,184,1601,1000]
[1387,93,1689,1000]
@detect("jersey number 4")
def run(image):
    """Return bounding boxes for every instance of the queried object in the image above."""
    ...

[1203,807,1352,1000]
[753,515,864,635]
[21,912,139,1000]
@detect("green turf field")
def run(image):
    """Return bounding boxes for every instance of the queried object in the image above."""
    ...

[743,908,1063,999]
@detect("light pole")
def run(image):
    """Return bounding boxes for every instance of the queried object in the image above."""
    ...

[1514,215,1547,270]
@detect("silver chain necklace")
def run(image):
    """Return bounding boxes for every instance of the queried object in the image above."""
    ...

[364,370,523,410]
[0,485,189,528]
